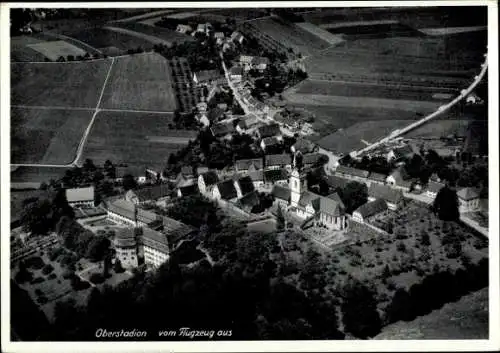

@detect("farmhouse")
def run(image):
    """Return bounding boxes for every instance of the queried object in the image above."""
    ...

[65,186,95,207]
[457,187,480,213]
[265,154,292,171]
[229,66,244,83]
[291,138,317,154]
[140,227,170,268]
[192,69,225,85]
[197,171,219,195]
[236,190,260,213]
[236,114,260,133]
[113,228,138,269]
[426,181,445,199]
[248,170,265,188]
[230,31,245,44]
[264,168,289,186]
[239,55,255,70]
[177,183,199,198]
[235,158,264,173]
[124,184,170,205]
[326,175,350,192]
[252,56,270,71]
[210,121,235,139]
[335,165,369,181]
[176,24,192,34]
[255,123,282,140]
[115,166,147,184]
[368,172,387,185]
[208,107,226,122]
[386,167,413,191]
[352,199,388,223]
[260,137,282,152]
[162,215,196,251]
[234,175,256,198]
[272,184,291,208]
[368,184,404,211]
[301,153,328,169]
[212,179,238,201]
[387,145,415,163]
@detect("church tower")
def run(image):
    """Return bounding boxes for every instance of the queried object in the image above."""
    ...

[290,167,307,207]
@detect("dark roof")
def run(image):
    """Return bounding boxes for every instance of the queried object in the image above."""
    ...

[272,185,291,201]
[237,114,259,129]
[162,216,196,247]
[114,228,137,248]
[115,166,146,178]
[107,199,136,221]
[237,191,260,212]
[200,171,219,186]
[298,190,319,208]
[137,208,161,226]
[194,69,223,82]
[235,158,263,171]
[327,192,345,209]
[389,167,411,184]
[211,122,235,137]
[368,172,387,182]
[391,145,414,159]
[318,196,345,217]
[265,154,292,167]
[134,184,170,202]
[326,175,350,190]
[252,56,270,65]
[141,227,169,254]
[178,183,199,196]
[354,199,388,218]
[208,107,225,120]
[292,138,316,154]
[230,66,243,76]
[336,165,369,178]
[427,181,445,193]
[216,179,238,200]
[257,123,281,138]
[302,153,327,166]
[248,170,264,182]
[368,184,403,204]
[261,136,281,147]
[264,168,289,183]
[236,175,255,195]
[457,187,480,201]
[181,166,194,176]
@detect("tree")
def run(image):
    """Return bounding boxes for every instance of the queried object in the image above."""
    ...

[85,237,111,262]
[21,199,53,235]
[113,259,125,273]
[432,186,460,221]
[338,181,368,214]
[122,174,137,191]
[276,205,285,231]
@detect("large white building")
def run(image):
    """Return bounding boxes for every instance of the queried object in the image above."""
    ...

[113,228,138,269]
[65,186,95,207]
[457,187,480,213]
[141,227,170,268]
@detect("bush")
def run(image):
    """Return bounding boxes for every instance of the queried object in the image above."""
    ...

[47,273,57,280]
[31,277,45,284]
[49,247,65,261]
[42,264,54,275]
[396,242,407,253]
[15,268,33,283]
[37,296,48,304]
[62,269,75,279]
[89,273,105,284]
[35,288,43,296]
[24,256,45,269]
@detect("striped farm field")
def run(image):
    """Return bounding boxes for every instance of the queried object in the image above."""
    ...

[11,107,95,165]
[11,59,112,108]
[82,110,197,170]
[100,53,177,111]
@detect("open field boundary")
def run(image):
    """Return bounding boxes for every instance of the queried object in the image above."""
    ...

[104,26,172,46]
[354,53,488,156]
[42,32,103,54]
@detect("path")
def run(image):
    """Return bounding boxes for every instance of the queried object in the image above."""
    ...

[71,57,115,167]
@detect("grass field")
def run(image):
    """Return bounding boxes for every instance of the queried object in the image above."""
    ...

[112,22,194,45]
[65,27,155,53]
[100,53,177,111]
[11,36,50,62]
[11,107,94,165]
[11,167,69,186]
[82,110,197,170]
[11,60,112,108]
[26,40,87,61]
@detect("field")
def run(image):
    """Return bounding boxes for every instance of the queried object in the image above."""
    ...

[111,22,194,46]
[65,27,155,54]
[26,40,87,61]
[249,18,330,56]
[82,110,197,170]
[11,36,51,62]
[11,107,94,165]
[11,60,112,108]
[11,167,69,187]
[100,53,177,111]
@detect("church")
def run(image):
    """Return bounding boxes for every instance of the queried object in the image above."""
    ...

[276,166,348,231]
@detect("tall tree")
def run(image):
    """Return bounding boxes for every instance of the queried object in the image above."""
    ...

[276,205,285,231]
[432,186,460,221]
[338,181,368,214]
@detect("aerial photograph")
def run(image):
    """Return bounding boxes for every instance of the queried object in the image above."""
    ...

[4,3,494,348]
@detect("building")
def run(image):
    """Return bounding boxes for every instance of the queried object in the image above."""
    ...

[335,165,370,181]
[176,24,192,34]
[386,167,413,191]
[113,228,138,269]
[264,168,289,186]
[214,31,225,44]
[229,66,244,83]
[124,184,170,205]
[115,166,147,184]
[236,190,260,213]
[386,145,415,163]
[457,187,480,213]
[368,172,387,185]
[65,186,95,207]
[236,114,260,133]
[177,183,199,197]
[252,56,269,71]
[352,199,388,223]
[426,181,445,199]
[272,184,291,209]
[212,179,238,201]
[162,215,196,251]
[326,175,350,192]
[368,184,404,211]
[105,199,162,228]
[192,69,224,85]
[230,31,245,44]
[195,112,210,127]
[265,154,292,171]
[235,158,263,173]
[233,175,255,198]
[260,137,282,152]
[141,227,170,268]
[291,138,317,154]
[208,106,226,122]
[255,123,282,140]
[198,171,219,195]
[301,153,327,169]
[210,121,235,139]
[196,22,213,35]
[248,170,265,188]
[239,55,255,70]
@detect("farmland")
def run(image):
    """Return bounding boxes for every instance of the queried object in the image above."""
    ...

[11,60,112,108]
[111,21,194,46]
[82,110,197,170]
[11,36,51,62]
[11,107,94,165]
[100,53,177,111]
[26,40,87,61]
[11,167,69,188]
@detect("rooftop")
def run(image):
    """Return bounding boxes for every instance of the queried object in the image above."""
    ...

[66,186,94,203]
[354,199,388,218]
[216,179,238,200]
[235,158,263,171]
[272,185,291,201]
[200,171,219,186]
[336,165,369,178]
[257,123,281,138]
[457,187,480,201]
[368,184,403,204]
[265,154,292,167]
[264,168,289,183]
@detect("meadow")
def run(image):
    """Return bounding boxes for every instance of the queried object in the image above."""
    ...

[100,53,178,111]
[11,167,69,186]
[11,107,94,165]
[113,22,194,46]
[82,110,197,171]
[11,36,51,62]
[11,60,112,108]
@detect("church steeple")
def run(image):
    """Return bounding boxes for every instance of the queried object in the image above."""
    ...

[290,166,307,207]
